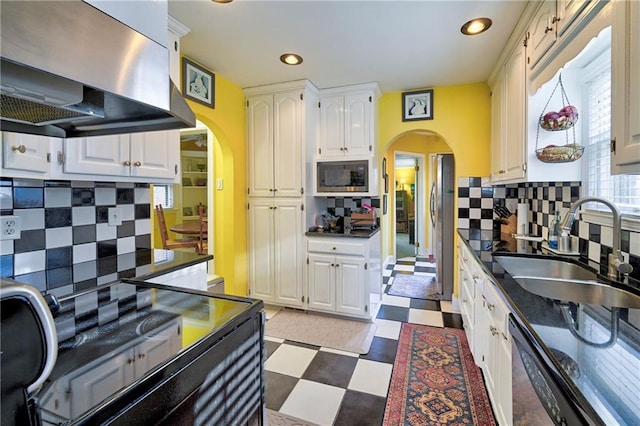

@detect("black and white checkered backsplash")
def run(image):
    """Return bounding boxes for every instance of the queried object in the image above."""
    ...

[458,177,640,280]
[0,178,152,295]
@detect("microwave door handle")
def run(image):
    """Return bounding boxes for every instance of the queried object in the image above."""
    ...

[430,183,436,228]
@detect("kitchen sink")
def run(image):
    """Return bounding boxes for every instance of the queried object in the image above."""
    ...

[494,254,640,308]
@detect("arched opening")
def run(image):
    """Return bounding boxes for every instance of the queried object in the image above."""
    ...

[384,129,455,300]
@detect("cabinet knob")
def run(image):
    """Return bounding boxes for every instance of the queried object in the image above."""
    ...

[552,16,560,24]
[501,332,508,341]
[332,247,336,250]
[127,358,134,365]
[544,26,553,34]
[490,326,498,336]
[138,353,146,360]
[486,302,495,311]
[123,160,131,166]
[331,263,335,267]
[133,161,142,167]
[11,144,26,153]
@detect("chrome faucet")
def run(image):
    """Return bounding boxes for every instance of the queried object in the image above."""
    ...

[560,197,633,280]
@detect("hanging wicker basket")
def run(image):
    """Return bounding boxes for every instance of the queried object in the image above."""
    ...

[535,74,584,163]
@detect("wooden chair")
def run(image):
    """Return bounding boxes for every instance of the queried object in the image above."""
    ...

[195,203,208,255]
[155,205,198,250]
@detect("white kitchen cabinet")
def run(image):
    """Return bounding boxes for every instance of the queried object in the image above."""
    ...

[55,130,180,182]
[1,132,53,179]
[556,0,592,37]
[245,80,318,198]
[316,83,381,159]
[306,232,381,320]
[480,280,512,426]
[611,0,640,175]
[247,198,304,308]
[528,0,558,71]
[458,237,512,426]
[490,37,527,183]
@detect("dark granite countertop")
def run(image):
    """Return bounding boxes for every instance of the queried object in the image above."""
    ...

[305,227,380,239]
[458,228,640,425]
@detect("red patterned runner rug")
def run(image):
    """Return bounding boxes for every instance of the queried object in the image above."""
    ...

[383,324,496,425]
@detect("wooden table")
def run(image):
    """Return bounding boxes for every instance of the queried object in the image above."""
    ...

[170,221,207,235]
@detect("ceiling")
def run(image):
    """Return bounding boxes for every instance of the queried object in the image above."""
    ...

[168,0,528,93]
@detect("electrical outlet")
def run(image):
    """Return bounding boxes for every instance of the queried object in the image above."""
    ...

[1,215,21,240]
[108,207,122,226]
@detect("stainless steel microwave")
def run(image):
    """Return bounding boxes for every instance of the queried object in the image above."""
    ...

[316,159,369,193]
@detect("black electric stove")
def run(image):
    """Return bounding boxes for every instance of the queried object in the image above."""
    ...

[33,280,265,425]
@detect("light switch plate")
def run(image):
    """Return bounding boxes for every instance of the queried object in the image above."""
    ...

[216,178,223,190]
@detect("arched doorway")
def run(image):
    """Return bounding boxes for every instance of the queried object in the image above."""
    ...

[384,130,455,300]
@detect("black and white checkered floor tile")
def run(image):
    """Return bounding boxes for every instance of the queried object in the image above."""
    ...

[263,257,462,425]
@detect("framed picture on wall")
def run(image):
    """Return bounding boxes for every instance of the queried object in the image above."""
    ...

[383,194,388,215]
[402,89,433,121]
[384,173,389,194]
[182,57,215,108]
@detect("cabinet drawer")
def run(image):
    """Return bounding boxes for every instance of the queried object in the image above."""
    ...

[307,239,366,256]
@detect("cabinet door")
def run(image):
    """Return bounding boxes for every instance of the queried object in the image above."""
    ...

[308,253,335,312]
[63,135,130,176]
[129,130,179,180]
[247,94,274,196]
[318,95,345,157]
[527,0,557,71]
[68,349,135,417]
[490,76,505,181]
[273,199,304,307]
[273,91,303,197]
[1,132,50,176]
[612,0,640,175]
[335,256,366,317]
[248,199,275,302]
[344,93,371,156]
[503,41,526,181]
[556,0,590,37]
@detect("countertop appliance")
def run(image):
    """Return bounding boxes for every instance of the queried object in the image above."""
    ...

[0,1,195,138]
[316,159,369,193]
[430,154,455,300]
[2,277,265,425]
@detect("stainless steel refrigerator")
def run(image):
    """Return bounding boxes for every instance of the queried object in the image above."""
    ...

[430,154,455,300]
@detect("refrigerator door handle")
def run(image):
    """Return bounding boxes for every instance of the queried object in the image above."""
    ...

[430,183,436,228]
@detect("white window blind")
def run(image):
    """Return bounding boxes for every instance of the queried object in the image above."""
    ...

[153,184,174,209]
[583,51,640,216]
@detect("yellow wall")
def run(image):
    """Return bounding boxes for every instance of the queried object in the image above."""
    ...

[379,83,492,295]
[191,72,247,297]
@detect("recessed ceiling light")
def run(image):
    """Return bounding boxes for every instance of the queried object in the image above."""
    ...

[461,18,492,36]
[280,53,303,66]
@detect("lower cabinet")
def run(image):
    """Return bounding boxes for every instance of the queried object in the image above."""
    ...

[247,198,304,308]
[457,237,512,426]
[306,232,381,320]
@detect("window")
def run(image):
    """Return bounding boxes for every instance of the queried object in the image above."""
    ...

[582,49,640,217]
[153,184,174,209]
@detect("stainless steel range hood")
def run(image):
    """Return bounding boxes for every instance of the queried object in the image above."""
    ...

[0,1,195,138]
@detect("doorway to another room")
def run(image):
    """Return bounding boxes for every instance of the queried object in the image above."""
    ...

[394,153,424,261]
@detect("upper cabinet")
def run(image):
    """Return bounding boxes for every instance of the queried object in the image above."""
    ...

[245,80,319,198]
[1,132,52,179]
[52,131,180,182]
[611,0,640,174]
[490,36,527,183]
[316,83,381,159]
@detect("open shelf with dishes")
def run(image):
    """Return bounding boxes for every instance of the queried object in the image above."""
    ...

[179,150,208,222]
